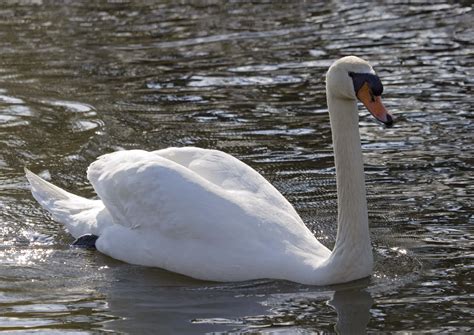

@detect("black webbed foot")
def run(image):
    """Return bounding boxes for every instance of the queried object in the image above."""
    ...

[72,234,99,249]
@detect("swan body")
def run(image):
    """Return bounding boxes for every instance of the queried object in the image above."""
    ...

[26,56,392,285]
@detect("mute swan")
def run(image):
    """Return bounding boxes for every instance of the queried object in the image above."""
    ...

[26,56,393,285]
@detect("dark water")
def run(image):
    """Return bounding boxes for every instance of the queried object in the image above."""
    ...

[1,1,473,333]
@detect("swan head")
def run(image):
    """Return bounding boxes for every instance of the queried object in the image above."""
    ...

[326,56,393,126]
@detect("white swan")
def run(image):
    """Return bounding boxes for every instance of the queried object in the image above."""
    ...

[26,56,393,285]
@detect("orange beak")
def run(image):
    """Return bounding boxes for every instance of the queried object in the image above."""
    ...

[357,82,393,126]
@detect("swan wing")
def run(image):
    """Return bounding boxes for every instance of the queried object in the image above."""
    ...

[153,147,301,222]
[87,149,219,232]
[86,149,303,236]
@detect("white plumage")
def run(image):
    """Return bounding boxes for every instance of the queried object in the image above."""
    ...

[26,56,391,285]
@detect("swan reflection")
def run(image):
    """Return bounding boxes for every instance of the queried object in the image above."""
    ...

[329,285,373,335]
[99,262,373,334]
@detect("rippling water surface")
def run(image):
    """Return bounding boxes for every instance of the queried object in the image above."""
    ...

[0,1,472,333]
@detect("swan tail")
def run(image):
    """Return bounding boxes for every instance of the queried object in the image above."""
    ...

[25,168,106,238]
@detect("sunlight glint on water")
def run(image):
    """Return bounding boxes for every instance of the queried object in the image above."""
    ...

[0,1,472,333]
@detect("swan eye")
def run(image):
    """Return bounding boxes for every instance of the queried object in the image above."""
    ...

[370,92,376,102]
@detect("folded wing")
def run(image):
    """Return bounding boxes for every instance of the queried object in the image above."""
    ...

[86,148,307,240]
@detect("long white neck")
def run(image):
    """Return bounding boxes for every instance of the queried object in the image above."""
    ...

[325,91,373,279]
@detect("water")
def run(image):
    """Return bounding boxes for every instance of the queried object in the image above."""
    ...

[0,0,472,333]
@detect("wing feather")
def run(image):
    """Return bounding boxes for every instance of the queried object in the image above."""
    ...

[154,147,300,220]
[86,148,306,240]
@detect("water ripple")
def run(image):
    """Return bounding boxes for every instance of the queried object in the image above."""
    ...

[0,0,472,333]
[188,75,306,87]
